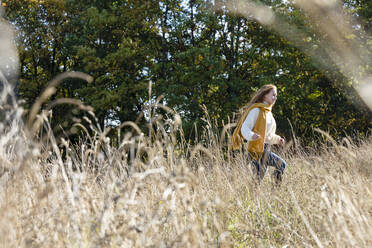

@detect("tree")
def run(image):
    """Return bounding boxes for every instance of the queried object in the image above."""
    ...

[3,0,372,145]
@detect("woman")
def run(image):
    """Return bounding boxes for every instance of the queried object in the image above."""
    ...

[231,84,287,185]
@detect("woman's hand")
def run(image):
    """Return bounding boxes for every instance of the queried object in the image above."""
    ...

[279,137,285,146]
[251,133,261,140]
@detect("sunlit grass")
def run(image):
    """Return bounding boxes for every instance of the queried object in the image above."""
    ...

[0,0,371,247]
[0,91,370,247]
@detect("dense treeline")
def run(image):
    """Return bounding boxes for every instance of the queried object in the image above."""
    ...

[3,0,372,144]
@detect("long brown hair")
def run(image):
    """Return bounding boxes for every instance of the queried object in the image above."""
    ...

[246,84,277,108]
[236,84,277,121]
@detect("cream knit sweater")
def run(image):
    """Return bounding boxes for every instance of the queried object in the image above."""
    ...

[241,107,281,145]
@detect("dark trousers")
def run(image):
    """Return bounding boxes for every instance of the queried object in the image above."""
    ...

[251,144,286,183]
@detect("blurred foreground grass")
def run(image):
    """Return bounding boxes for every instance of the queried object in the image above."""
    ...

[0,102,371,248]
[0,1,371,246]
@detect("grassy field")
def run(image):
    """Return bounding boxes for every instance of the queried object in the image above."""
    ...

[0,104,371,248]
[1,1,371,246]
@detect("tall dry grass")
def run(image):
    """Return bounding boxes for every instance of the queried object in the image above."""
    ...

[0,0,371,246]
[0,78,371,247]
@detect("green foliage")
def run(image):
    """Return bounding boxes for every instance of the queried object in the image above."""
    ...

[3,0,372,144]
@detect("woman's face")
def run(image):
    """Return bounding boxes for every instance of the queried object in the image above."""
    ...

[263,88,277,105]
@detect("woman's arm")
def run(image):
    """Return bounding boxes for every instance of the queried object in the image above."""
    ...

[241,108,260,141]
[265,113,285,145]
[268,119,285,146]
[270,134,282,144]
